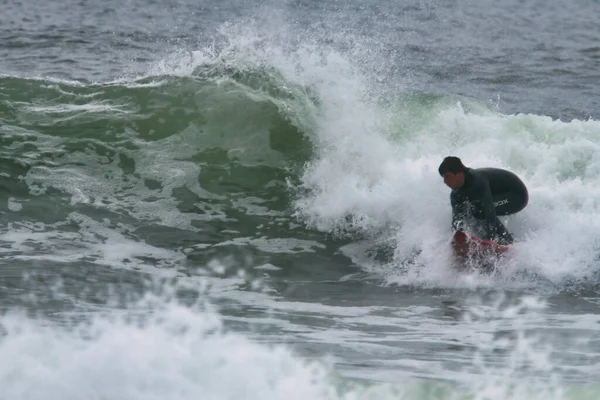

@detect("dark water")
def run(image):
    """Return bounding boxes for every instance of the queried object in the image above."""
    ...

[1,1,600,398]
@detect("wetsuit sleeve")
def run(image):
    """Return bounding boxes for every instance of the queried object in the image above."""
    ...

[450,191,467,231]
[477,181,498,240]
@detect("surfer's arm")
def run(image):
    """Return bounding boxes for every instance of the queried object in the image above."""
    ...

[450,191,467,231]
[478,182,498,241]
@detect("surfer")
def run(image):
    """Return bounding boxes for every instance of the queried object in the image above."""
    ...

[438,156,528,245]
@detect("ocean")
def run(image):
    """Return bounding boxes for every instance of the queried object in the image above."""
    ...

[1,0,600,398]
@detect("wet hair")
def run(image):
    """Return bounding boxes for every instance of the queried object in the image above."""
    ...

[438,156,466,175]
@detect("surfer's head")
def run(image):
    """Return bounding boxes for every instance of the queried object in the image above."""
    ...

[439,156,466,189]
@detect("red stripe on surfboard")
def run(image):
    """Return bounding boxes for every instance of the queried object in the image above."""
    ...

[452,230,510,253]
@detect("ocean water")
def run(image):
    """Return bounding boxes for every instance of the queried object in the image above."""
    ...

[1,0,600,398]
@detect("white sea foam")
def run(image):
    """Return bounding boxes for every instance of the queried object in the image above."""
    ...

[0,286,593,400]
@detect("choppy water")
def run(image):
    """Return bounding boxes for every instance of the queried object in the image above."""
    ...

[2,0,600,399]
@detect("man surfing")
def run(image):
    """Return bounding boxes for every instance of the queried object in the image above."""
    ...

[438,156,529,245]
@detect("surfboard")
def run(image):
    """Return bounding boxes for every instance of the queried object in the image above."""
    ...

[451,230,509,268]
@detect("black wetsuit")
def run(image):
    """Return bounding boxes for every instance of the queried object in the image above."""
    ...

[450,168,528,245]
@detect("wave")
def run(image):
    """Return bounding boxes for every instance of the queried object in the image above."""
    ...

[0,286,597,400]
[0,70,315,167]
[3,23,600,290]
